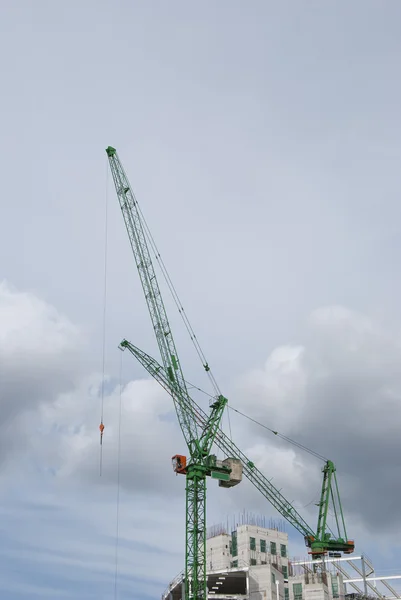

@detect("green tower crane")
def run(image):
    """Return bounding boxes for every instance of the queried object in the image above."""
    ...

[105,147,354,600]
[106,147,240,600]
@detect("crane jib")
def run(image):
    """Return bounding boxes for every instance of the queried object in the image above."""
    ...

[106,148,199,452]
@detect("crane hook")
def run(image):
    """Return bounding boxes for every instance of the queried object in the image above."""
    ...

[99,422,105,445]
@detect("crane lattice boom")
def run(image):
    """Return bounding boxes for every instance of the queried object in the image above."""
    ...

[106,147,198,453]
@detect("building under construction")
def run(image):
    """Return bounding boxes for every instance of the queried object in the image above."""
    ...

[162,516,401,600]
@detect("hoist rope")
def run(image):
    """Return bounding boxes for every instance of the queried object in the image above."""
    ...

[184,378,327,462]
[100,158,110,476]
[226,399,233,440]
[114,349,123,600]
[228,406,328,462]
[135,202,221,398]
[226,403,338,536]
[137,205,236,439]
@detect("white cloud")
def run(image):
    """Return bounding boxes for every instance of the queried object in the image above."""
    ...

[0,280,85,466]
[0,280,81,360]
[0,280,184,496]
[33,373,185,496]
[231,305,401,543]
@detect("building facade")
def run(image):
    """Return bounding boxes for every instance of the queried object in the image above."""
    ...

[162,522,345,600]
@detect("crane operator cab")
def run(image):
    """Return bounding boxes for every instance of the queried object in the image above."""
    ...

[172,454,187,475]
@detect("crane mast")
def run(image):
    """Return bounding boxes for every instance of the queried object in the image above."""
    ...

[311,460,350,557]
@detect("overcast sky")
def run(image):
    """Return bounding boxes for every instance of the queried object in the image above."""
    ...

[0,1,401,598]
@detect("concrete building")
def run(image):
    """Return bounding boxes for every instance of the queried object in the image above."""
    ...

[289,571,345,600]
[162,518,345,600]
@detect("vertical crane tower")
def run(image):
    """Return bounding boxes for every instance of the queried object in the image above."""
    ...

[105,147,354,600]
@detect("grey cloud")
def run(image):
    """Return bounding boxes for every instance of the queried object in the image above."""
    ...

[1,279,400,563]
[233,305,401,536]
[0,281,84,462]
[0,281,190,500]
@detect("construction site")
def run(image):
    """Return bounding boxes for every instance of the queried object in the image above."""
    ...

[163,517,401,600]
[104,147,401,600]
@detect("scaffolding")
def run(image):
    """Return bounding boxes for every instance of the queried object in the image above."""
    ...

[207,512,287,540]
[291,555,401,599]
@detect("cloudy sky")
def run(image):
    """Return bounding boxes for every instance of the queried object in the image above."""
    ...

[1,1,401,598]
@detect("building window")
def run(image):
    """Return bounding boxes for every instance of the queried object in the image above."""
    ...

[260,539,266,553]
[332,580,339,598]
[282,566,288,579]
[261,560,267,565]
[251,558,257,566]
[231,560,238,568]
[272,573,276,584]
[250,537,256,550]
[229,541,232,555]
[280,544,287,557]
[270,541,277,555]
[284,588,289,600]
[231,532,238,557]
[293,583,302,600]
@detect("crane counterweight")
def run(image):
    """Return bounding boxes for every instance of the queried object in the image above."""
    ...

[219,457,242,488]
